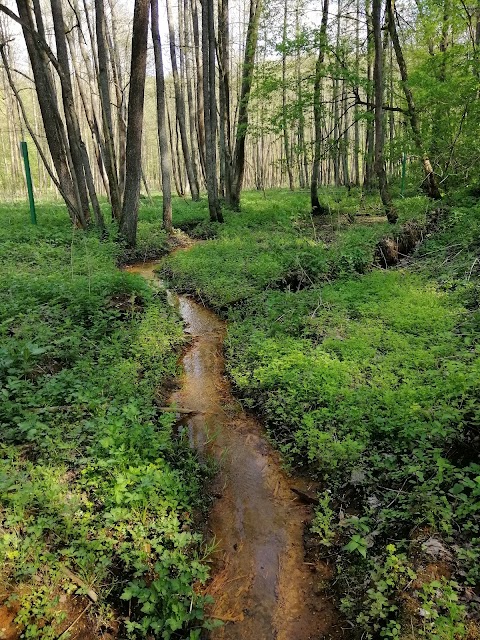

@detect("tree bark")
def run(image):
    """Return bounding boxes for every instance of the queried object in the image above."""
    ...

[310,0,329,215]
[373,0,397,222]
[95,0,122,220]
[12,0,83,226]
[50,0,92,224]
[201,0,223,221]
[387,0,441,200]
[282,0,294,190]
[218,0,233,200]
[166,0,200,201]
[119,0,150,246]
[229,0,262,209]
[190,0,207,179]
[151,0,173,233]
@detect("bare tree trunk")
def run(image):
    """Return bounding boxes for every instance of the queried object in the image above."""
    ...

[218,0,233,201]
[166,0,200,201]
[387,0,441,200]
[311,0,329,215]
[282,0,294,190]
[0,38,79,213]
[364,0,375,193]
[295,1,308,189]
[119,0,150,246]
[107,0,127,195]
[230,0,262,209]
[373,0,397,222]
[151,0,173,232]
[51,0,93,224]
[201,0,223,221]
[167,98,184,196]
[354,0,361,186]
[95,0,122,220]
[12,0,83,225]
[190,0,207,179]
[184,0,201,191]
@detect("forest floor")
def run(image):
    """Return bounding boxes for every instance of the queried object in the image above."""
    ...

[162,188,480,640]
[0,188,479,639]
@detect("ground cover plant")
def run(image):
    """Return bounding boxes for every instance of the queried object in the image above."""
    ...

[0,202,212,639]
[162,188,480,639]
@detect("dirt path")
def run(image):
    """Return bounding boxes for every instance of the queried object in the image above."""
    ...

[126,261,343,640]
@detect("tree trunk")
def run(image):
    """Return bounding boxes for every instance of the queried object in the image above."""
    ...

[190,0,207,180]
[166,0,200,201]
[151,0,173,233]
[364,0,375,193]
[310,0,329,215]
[282,0,294,190]
[119,0,149,246]
[95,0,122,220]
[201,0,223,221]
[51,0,95,225]
[229,0,262,209]
[373,0,397,222]
[13,0,83,226]
[218,0,233,201]
[387,0,441,200]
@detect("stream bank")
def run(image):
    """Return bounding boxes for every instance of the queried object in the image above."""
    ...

[126,261,344,640]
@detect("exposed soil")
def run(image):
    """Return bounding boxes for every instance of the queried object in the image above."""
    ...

[126,261,345,640]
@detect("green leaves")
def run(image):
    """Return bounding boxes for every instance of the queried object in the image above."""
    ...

[343,534,368,558]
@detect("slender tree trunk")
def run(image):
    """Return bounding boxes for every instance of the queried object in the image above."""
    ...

[14,0,83,225]
[229,0,263,209]
[387,0,441,199]
[0,39,79,213]
[201,0,223,220]
[282,0,294,190]
[310,0,329,214]
[107,0,127,195]
[373,0,397,222]
[295,1,308,188]
[119,0,149,246]
[354,0,361,186]
[151,0,173,232]
[184,0,201,192]
[190,0,207,179]
[166,0,200,201]
[95,0,122,220]
[364,0,375,193]
[218,0,233,201]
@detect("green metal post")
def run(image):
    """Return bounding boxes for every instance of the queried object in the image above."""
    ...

[20,141,37,225]
[400,151,407,197]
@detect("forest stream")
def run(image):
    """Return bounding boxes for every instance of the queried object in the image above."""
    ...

[125,260,342,640]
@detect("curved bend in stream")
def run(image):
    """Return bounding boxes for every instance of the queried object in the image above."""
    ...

[126,261,341,640]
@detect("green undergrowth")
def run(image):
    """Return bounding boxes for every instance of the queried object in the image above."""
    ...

[0,203,212,638]
[162,190,430,308]
[162,189,480,639]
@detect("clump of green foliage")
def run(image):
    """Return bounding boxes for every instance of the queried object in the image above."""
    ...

[0,203,211,638]
[163,188,480,639]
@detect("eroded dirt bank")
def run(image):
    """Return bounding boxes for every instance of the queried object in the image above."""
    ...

[127,261,343,640]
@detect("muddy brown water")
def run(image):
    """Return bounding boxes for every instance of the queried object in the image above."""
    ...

[126,261,342,640]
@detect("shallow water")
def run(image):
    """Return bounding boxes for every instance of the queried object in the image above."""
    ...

[125,261,341,640]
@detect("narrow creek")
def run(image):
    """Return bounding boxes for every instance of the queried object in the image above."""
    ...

[126,260,342,640]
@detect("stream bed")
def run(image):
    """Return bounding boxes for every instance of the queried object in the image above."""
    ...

[126,261,342,640]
